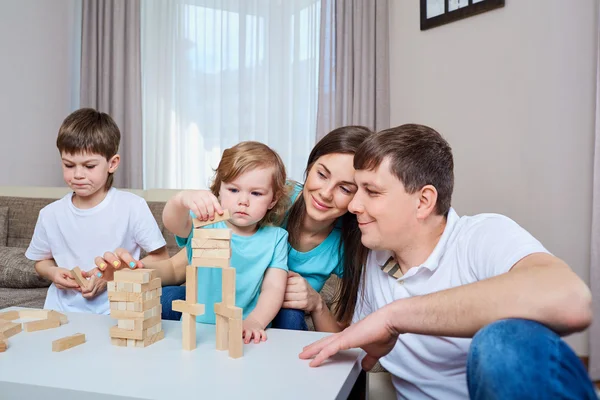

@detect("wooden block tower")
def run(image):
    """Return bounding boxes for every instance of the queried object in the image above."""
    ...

[172,209,243,358]
[108,269,164,348]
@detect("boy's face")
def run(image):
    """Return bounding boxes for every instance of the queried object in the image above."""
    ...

[61,152,119,198]
[303,153,358,224]
[348,157,420,252]
[218,167,277,230]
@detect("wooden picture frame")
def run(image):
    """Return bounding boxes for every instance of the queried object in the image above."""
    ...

[420,0,505,31]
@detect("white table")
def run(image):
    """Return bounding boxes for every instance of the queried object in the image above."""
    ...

[0,307,362,400]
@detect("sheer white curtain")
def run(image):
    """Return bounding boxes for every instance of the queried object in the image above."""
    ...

[142,0,320,189]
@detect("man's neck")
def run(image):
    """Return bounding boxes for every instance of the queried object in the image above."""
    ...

[72,188,109,210]
[393,214,447,275]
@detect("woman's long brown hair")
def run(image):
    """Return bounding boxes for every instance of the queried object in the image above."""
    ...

[286,126,372,325]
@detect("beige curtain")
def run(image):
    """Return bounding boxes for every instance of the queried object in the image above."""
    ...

[80,0,143,189]
[591,3,600,380]
[316,0,390,140]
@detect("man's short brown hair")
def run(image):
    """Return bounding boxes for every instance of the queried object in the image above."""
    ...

[57,108,121,189]
[354,124,454,216]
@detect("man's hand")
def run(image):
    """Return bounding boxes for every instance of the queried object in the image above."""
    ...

[299,306,400,370]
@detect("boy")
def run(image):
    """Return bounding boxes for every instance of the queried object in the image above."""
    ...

[26,108,168,314]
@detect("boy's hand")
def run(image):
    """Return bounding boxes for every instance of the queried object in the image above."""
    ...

[80,271,107,299]
[51,267,81,291]
[177,190,223,222]
[93,248,143,279]
[242,316,267,344]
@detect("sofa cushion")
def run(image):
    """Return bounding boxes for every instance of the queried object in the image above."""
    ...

[0,206,7,246]
[0,247,51,288]
[0,196,55,248]
[0,287,47,309]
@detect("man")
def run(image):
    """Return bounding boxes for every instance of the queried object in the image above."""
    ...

[301,124,596,399]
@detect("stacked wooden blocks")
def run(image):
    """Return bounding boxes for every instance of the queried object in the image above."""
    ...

[108,269,164,348]
[172,210,243,358]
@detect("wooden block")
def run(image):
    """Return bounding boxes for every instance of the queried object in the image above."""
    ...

[108,287,160,302]
[192,210,231,228]
[107,281,116,292]
[124,297,161,313]
[222,268,236,306]
[193,228,232,240]
[0,311,19,321]
[131,278,162,293]
[117,315,161,331]
[47,310,68,325]
[192,248,231,259]
[52,333,85,352]
[214,303,242,319]
[0,322,21,339]
[111,337,127,347]
[110,322,162,340]
[110,304,161,320]
[228,317,243,359]
[182,313,196,351]
[192,257,230,268]
[215,314,229,351]
[191,238,231,249]
[185,266,197,303]
[118,302,127,311]
[17,309,49,319]
[172,300,205,316]
[136,329,164,348]
[0,340,6,352]
[71,267,88,289]
[116,282,133,292]
[23,318,60,332]
[114,268,156,284]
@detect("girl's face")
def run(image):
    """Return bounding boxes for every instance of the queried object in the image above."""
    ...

[302,153,358,225]
[219,167,278,235]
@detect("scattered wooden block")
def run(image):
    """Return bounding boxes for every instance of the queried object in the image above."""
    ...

[18,309,49,319]
[0,322,22,339]
[192,210,231,228]
[192,248,232,259]
[222,268,236,306]
[52,333,85,352]
[71,267,88,289]
[23,318,60,332]
[191,257,230,268]
[0,311,19,321]
[172,300,205,316]
[182,313,196,351]
[214,303,242,319]
[47,310,68,325]
[0,340,6,352]
[114,269,156,284]
[228,317,243,359]
[193,228,232,240]
[191,238,231,249]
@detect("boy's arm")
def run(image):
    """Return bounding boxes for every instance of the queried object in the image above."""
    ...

[34,259,80,290]
[243,268,287,343]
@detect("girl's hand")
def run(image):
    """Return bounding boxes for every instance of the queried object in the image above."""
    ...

[92,248,143,279]
[242,316,267,344]
[51,268,81,291]
[283,271,322,312]
[80,271,108,299]
[176,190,223,222]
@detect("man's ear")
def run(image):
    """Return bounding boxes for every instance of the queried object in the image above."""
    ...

[416,184,438,220]
[108,154,120,173]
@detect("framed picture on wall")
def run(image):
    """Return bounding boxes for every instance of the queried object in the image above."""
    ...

[420,0,505,31]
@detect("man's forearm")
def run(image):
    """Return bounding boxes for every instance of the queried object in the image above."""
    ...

[386,257,591,337]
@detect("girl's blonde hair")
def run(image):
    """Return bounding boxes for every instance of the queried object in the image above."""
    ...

[209,141,290,227]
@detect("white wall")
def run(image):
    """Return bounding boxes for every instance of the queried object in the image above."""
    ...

[0,0,80,186]
[389,1,597,355]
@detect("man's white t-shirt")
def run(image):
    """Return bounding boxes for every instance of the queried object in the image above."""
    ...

[353,208,549,400]
[26,188,167,314]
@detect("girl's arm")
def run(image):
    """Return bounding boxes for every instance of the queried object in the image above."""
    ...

[163,190,224,238]
[243,268,288,343]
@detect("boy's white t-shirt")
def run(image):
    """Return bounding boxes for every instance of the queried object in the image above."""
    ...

[353,208,549,400]
[25,188,167,314]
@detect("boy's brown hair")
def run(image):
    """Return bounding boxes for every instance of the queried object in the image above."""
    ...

[210,141,290,227]
[56,108,121,190]
[354,123,454,216]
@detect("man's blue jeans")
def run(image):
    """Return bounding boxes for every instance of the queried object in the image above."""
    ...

[271,308,308,331]
[160,285,186,321]
[468,318,598,399]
